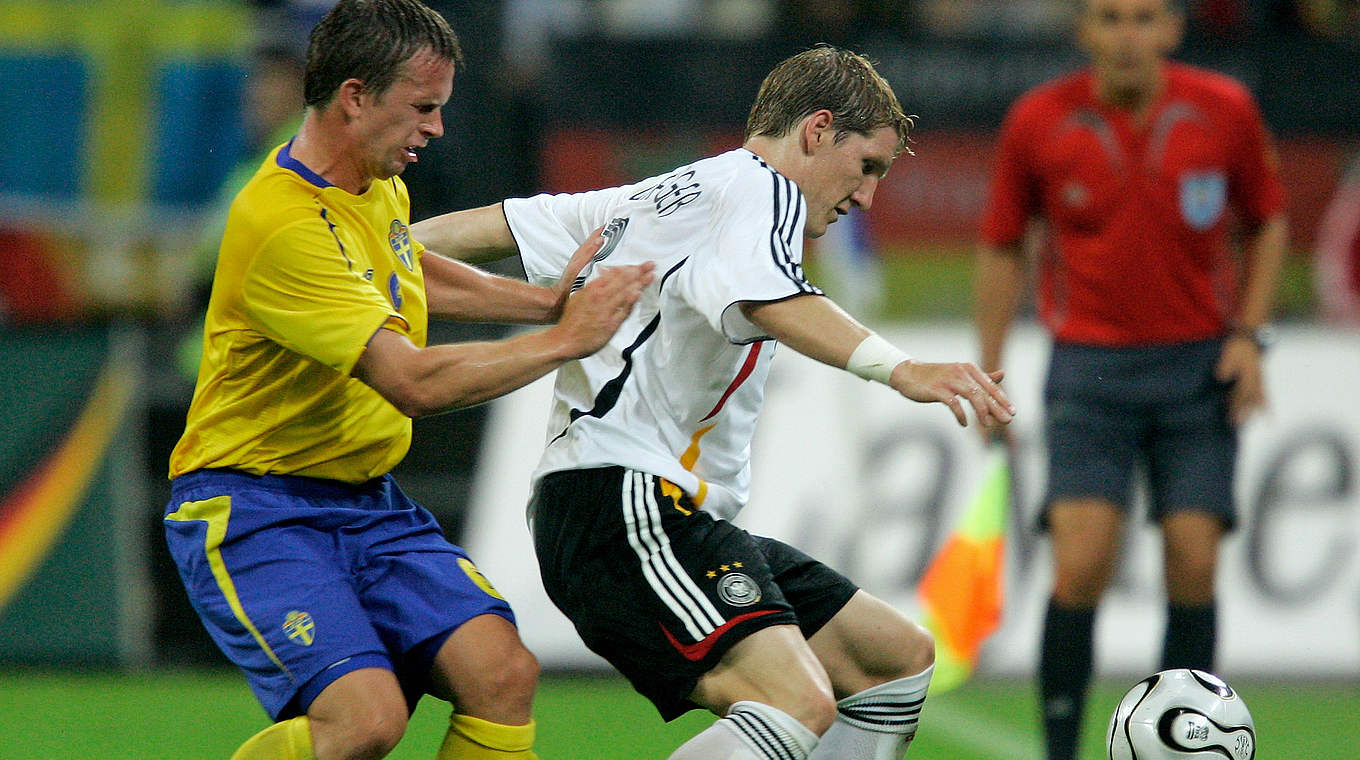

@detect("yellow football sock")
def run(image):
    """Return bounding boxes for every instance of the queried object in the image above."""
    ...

[436,714,538,759]
[229,716,314,760]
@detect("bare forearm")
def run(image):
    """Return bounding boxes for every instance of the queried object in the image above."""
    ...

[974,242,1025,371]
[411,203,518,264]
[356,327,578,417]
[422,252,555,324]
[742,293,1015,429]
[360,260,655,417]
[1235,213,1289,329]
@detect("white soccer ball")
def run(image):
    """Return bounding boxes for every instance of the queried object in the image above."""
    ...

[1106,668,1255,760]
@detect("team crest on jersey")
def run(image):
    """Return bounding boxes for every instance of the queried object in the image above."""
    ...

[389,219,414,270]
[283,610,315,646]
[1179,170,1227,231]
[571,217,629,293]
[717,572,760,607]
[387,271,403,310]
[1060,181,1090,209]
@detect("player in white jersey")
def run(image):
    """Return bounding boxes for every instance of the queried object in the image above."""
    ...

[507,147,817,521]
[412,45,1015,760]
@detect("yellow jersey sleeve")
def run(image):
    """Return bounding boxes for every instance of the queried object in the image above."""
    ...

[243,215,408,377]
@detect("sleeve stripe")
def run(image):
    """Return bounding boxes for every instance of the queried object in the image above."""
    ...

[766,171,820,295]
[319,207,354,273]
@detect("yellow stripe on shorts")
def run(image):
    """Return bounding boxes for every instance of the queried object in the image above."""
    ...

[166,495,293,680]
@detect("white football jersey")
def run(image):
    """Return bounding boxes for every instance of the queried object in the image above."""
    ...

[506,148,821,520]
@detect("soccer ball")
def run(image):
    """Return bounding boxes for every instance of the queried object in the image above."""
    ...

[1106,669,1255,760]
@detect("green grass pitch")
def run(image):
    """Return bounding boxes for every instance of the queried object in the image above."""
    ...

[0,668,1353,758]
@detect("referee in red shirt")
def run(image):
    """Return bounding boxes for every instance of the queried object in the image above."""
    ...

[974,1,1288,758]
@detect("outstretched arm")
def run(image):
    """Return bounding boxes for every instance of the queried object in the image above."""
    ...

[415,204,607,325]
[411,203,519,264]
[355,260,654,417]
[740,295,1015,428]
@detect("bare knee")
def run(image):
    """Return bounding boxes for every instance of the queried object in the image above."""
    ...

[464,642,539,717]
[898,619,935,677]
[431,615,541,724]
[717,663,838,736]
[442,639,540,722]
[740,678,837,737]
[808,592,935,697]
[853,615,936,682]
[1163,512,1222,605]
[1049,500,1123,606]
[311,698,408,760]
[793,685,838,736]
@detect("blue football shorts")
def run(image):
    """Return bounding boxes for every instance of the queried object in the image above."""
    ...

[164,468,514,720]
[1041,338,1237,529]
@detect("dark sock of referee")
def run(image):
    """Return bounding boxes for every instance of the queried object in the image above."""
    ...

[1040,598,1095,760]
[1161,601,1216,672]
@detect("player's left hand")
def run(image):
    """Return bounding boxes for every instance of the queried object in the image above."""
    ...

[889,361,1015,428]
[1215,338,1266,425]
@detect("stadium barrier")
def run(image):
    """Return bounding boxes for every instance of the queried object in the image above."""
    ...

[0,325,150,666]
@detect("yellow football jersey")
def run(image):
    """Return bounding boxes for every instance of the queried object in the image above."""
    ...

[169,141,428,483]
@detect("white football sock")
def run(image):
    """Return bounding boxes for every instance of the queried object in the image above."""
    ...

[808,665,933,760]
[669,701,819,760]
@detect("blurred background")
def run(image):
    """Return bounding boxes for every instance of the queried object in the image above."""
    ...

[0,0,1357,757]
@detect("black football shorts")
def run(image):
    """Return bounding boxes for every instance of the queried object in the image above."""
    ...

[1042,338,1238,529]
[531,466,858,720]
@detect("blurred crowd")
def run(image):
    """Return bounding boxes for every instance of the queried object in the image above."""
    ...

[1,0,1358,327]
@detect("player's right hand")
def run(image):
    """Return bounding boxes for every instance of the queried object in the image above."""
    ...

[890,361,1015,428]
[555,261,655,358]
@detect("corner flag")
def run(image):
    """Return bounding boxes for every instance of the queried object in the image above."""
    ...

[917,442,1010,693]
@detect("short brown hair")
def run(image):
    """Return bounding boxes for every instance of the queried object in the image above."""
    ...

[304,0,464,108]
[744,45,913,155]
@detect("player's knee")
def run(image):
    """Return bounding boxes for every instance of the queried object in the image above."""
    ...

[323,701,408,760]
[762,670,838,736]
[710,667,837,736]
[865,617,935,684]
[465,643,540,716]
[786,686,838,736]
[900,618,935,675]
[496,644,541,709]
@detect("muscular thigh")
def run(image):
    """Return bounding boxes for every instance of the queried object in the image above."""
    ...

[807,591,931,699]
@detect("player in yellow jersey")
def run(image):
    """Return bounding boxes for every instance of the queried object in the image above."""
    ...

[163,2,653,759]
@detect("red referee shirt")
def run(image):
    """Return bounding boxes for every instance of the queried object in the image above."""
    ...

[979,62,1285,345]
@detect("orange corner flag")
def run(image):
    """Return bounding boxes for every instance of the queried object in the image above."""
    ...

[917,442,1010,693]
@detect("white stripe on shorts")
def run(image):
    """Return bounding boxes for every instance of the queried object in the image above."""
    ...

[621,470,726,641]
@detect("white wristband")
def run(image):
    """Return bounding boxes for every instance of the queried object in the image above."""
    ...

[845,333,912,384]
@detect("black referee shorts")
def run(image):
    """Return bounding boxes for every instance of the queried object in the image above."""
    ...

[531,466,858,720]
[1042,338,1238,530]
